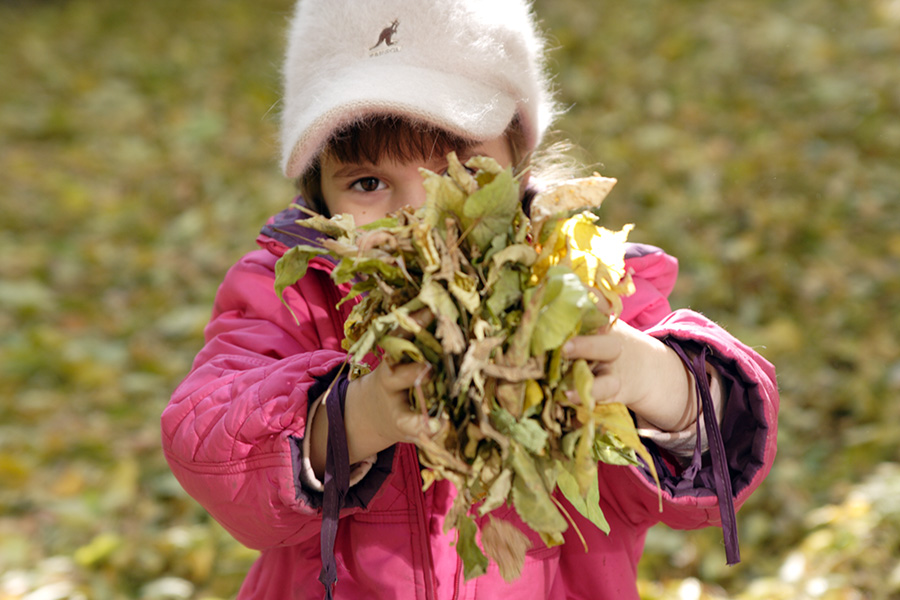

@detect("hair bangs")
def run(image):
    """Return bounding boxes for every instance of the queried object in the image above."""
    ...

[326,115,475,166]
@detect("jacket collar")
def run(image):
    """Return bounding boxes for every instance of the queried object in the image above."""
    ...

[259,196,331,249]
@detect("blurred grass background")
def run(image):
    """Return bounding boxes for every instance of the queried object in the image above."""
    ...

[1,0,898,598]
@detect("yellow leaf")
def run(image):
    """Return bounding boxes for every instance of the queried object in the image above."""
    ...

[594,403,661,503]
[523,379,544,413]
[562,214,632,292]
[531,212,634,318]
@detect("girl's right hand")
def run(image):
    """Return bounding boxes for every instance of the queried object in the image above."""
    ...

[309,358,430,480]
[348,306,436,451]
[346,360,431,452]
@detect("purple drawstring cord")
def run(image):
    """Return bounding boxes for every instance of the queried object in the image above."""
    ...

[318,374,351,599]
[664,340,741,565]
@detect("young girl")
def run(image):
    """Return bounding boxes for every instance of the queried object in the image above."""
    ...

[161,1,778,598]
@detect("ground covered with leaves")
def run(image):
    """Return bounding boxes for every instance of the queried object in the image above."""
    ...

[1,0,898,598]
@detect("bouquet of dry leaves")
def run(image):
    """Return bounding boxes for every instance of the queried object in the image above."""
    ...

[275,154,659,582]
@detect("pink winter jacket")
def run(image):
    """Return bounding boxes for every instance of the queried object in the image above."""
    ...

[161,205,778,600]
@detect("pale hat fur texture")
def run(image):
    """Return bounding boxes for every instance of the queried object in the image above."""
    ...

[280,0,558,178]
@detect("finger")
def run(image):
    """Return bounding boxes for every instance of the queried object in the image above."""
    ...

[380,360,431,391]
[409,307,435,329]
[592,373,621,402]
[590,361,609,376]
[394,411,428,441]
[562,334,622,362]
[388,308,436,340]
[590,287,614,314]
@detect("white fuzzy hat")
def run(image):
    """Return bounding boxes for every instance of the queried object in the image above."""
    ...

[280,0,557,178]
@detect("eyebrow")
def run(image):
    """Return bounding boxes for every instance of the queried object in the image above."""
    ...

[455,149,476,162]
[330,164,376,179]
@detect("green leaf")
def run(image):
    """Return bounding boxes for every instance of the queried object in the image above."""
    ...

[509,443,568,539]
[556,464,610,535]
[492,409,549,455]
[336,277,379,308]
[456,514,488,580]
[462,167,520,252]
[505,286,545,366]
[345,311,401,362]
[512,418,550,455]
[332,256,406,285]
[546,348,564,388]
[490,243,538,273]
[274,245,329,323]
[421,168,466,228]
[294,212,357,238]
[592,430,641,467]
[485,267,523,317]
[447,151,479,194]
[561,430,580,459]
[378,335,424,363]
[418,280,459,322]
[478,467,513,516]
[466,155,505,178]
[531,266,600,355]
[359,216,400,230]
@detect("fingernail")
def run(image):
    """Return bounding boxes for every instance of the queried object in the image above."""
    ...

[562,341,574,356]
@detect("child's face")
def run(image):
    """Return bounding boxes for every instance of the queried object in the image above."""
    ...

[319,134,513,226]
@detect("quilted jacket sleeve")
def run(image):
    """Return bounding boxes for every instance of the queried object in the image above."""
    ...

[161,250,358,551]
[612,244,779,531]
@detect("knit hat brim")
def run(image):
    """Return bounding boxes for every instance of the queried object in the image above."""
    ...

[282,64,521,178]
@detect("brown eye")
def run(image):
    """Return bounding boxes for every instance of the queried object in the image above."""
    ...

[351,177,385,192]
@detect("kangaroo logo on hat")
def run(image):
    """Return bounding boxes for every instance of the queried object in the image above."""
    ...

[370,20,399,51]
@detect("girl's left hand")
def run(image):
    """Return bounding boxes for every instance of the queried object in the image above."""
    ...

[561,319,697,432]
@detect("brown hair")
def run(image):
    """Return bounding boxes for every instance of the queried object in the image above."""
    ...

[297,114,529,216]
